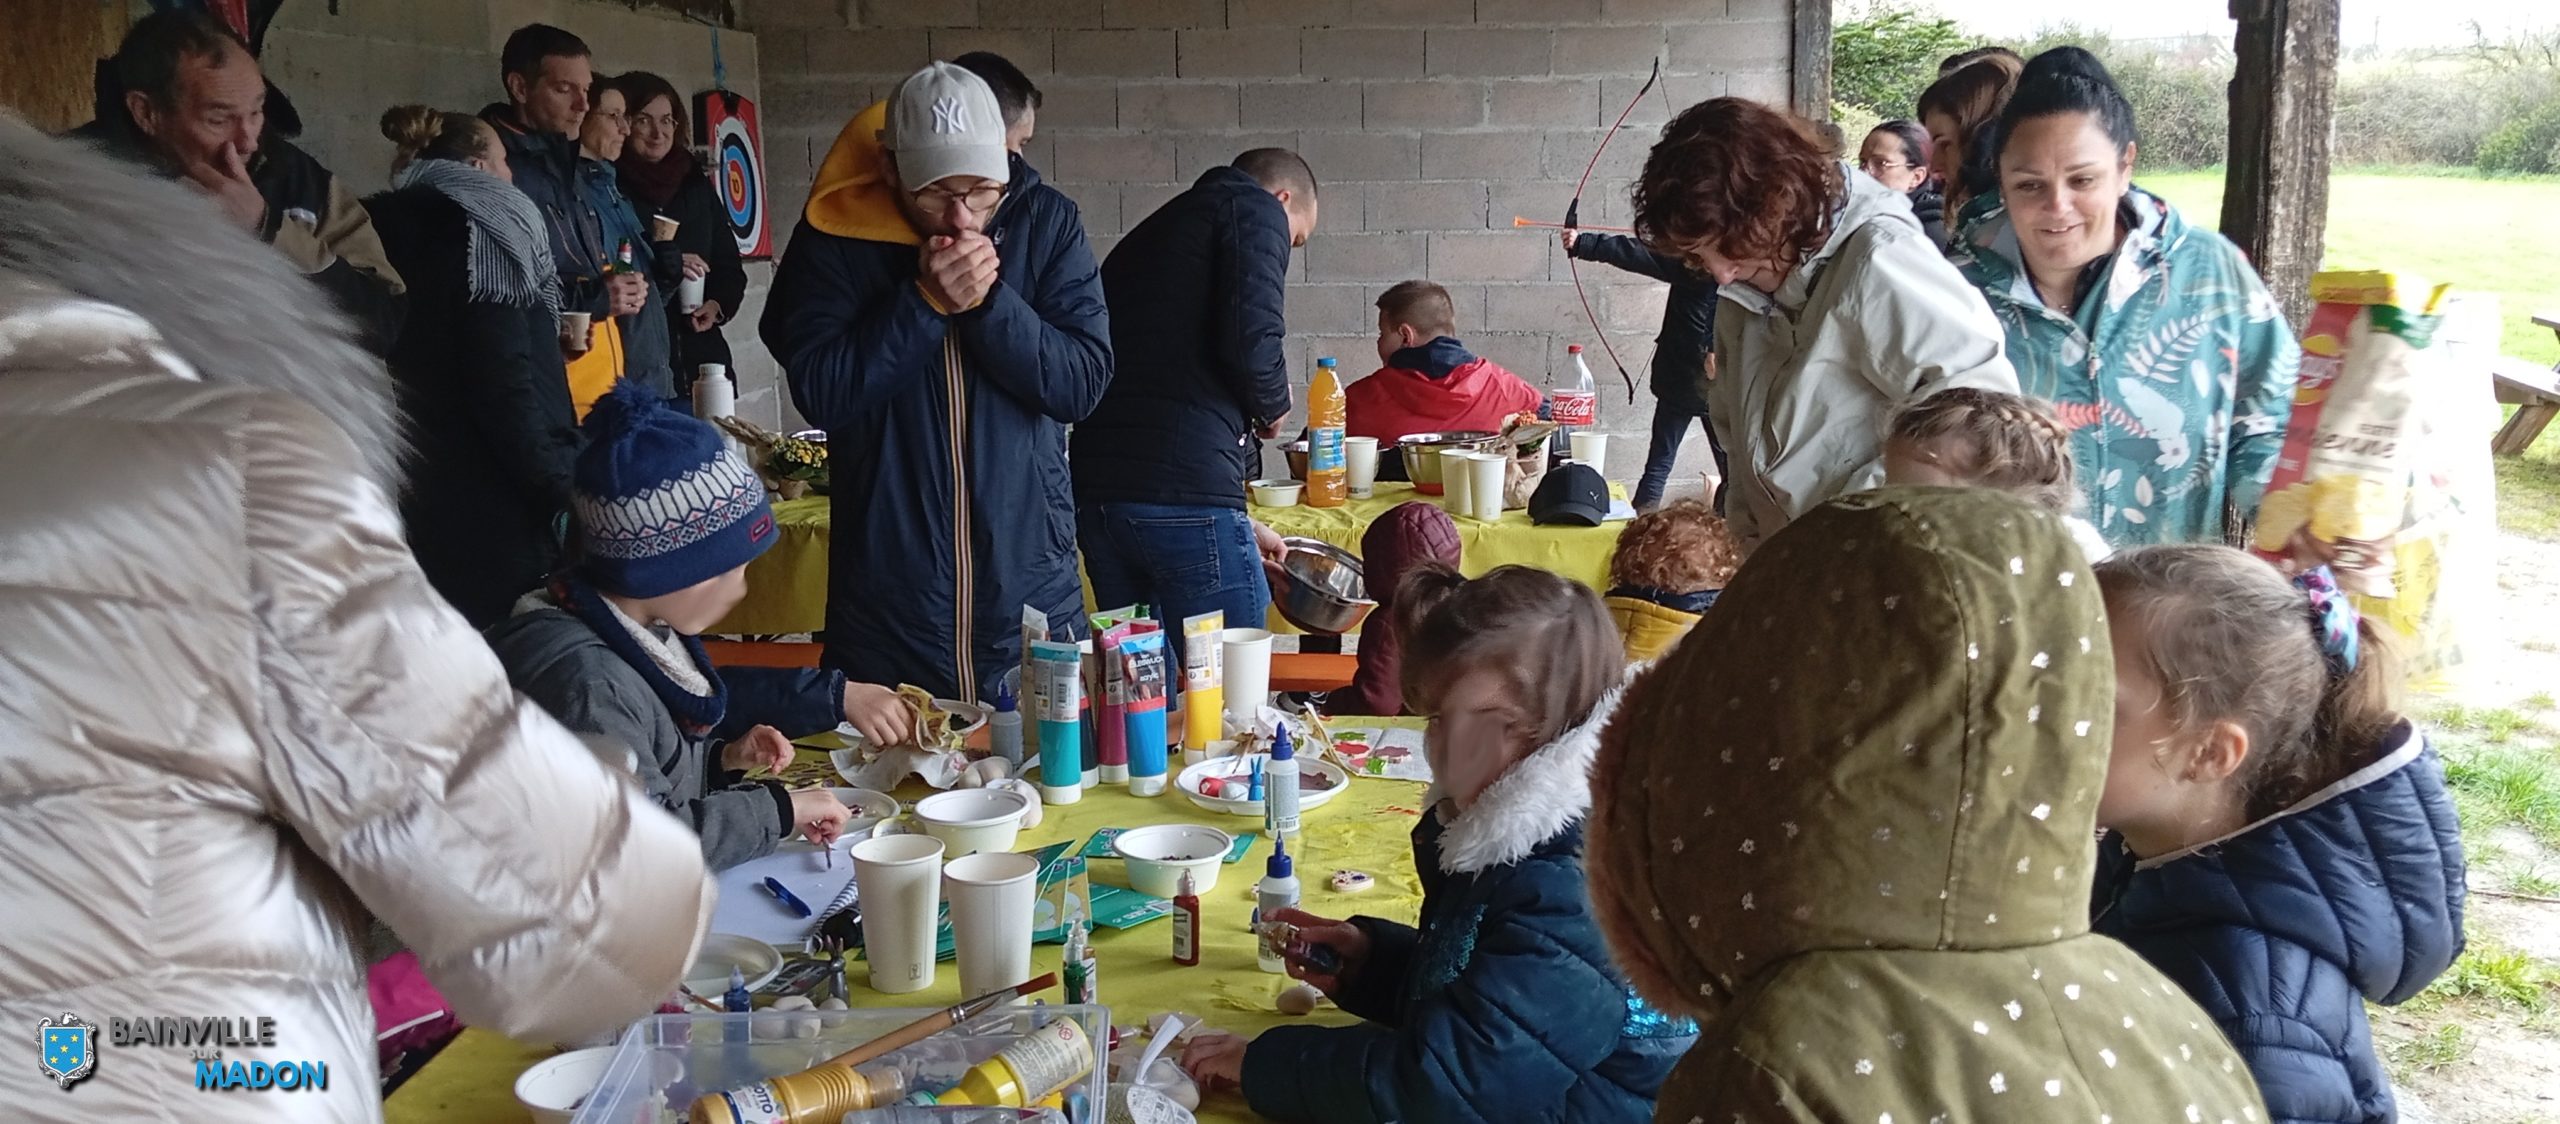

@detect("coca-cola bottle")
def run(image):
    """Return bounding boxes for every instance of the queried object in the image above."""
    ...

[1551,344,1600,467]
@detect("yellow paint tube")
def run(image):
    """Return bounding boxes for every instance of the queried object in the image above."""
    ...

[1181,611,1224,750]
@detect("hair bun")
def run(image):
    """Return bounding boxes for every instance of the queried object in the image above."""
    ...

[379,104,444,152]
[2020,45,2119,92]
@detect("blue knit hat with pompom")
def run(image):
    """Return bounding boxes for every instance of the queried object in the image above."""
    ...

[572,381,776,598]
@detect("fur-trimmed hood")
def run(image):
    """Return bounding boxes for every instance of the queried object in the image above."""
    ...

[1429,673,1631,875]
[0,115,399,487]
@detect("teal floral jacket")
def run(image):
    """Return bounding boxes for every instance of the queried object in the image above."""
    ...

[1951,188,2298,546]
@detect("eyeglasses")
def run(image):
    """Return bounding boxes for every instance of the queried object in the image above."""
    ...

[913,184,1005,215]
[1861,159,1915,173]
[634,113,680,133]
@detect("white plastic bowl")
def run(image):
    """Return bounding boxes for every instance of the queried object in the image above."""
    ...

[1249,479,1303,507]
[513,1047,616,1124]
[914,787,1031,857]
[684,933,783,994]
[1111,823,1235,898]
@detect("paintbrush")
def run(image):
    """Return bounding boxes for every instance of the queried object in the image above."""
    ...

[814,972,1059,1071]
[675,986,725,1013]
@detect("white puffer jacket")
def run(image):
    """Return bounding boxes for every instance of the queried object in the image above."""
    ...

[1708,166,2021,554]
[0,118,713,1122]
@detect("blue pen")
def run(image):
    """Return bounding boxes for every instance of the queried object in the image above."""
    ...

[762,877,813,918]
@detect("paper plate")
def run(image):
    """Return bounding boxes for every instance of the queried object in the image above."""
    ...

[835,697,990,745]
[1175,756,1351,818]
[685,934,782,994]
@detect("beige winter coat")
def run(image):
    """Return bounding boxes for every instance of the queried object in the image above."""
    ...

[0,119,713,1122]
[1709,167,2020,554]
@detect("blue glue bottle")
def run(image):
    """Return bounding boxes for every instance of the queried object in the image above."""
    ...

[991,667,1024,768]
[1265,726,1301,840]
[722,965,751,1043]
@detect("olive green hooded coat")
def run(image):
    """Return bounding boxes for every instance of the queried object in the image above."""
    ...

[1588,488,2268,1124]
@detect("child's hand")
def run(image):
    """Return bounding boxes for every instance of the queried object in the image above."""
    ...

[843,682,913,746]
[790,788,852,847]
[721,725,794,774]
[1270,907,1368,995]
[1176,1031,1248,1095]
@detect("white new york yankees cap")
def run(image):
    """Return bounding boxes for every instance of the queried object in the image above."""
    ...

[882,62,1011,190]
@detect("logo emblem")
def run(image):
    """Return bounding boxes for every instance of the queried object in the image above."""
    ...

[39,1014,97,1090]
[931,95,968,134]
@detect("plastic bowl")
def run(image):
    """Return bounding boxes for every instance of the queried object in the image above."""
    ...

[1249,479,1303,507]
[514,1047,618,1123]
[1176,755,1353,819]
[1111,823,1235,898]
[914,787,1031,857]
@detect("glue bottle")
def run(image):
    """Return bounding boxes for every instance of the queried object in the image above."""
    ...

[1063,920,1098,1006]
[1171,869,1201,967]
[1265,726,1302,841]
[1305,357,1347,507]
[990,667,1024,768]
[1255,839,1300,974]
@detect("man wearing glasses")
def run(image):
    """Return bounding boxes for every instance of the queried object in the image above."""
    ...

[763,62,1112,702]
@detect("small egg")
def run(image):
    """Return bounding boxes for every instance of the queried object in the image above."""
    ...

[1275,983,1323,1016]
[818,997,849,1011]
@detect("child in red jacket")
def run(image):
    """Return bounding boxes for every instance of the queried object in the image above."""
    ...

[1348,281,1543,479]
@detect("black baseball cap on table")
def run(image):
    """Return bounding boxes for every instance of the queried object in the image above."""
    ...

[1530,463,1610,526]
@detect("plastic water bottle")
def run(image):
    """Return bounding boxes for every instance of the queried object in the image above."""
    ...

[1305,358,1348,507]
[1552,344,1599,466]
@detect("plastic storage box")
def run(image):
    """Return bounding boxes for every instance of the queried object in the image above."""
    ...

[571,1003,1110,1123]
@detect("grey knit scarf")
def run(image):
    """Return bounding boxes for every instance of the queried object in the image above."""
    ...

[391,158,560,314]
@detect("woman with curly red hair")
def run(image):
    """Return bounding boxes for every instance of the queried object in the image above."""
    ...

[1632,96,2017,556]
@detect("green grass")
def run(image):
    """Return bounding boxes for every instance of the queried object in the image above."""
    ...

[2497,454,2560,541]
[2416,939,2560,1013]
[2440,743,2560,845]
[2513,866,2560,898]
[2527,692,2558,713]
[2389,1022,2474,1073]
[2141,171,2560,367]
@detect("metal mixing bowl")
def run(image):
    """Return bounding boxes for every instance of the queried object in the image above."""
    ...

[1394,430,1501,490]
[1274,537,1378,635]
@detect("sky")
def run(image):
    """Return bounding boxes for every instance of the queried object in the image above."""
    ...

[1910,0,2553,49]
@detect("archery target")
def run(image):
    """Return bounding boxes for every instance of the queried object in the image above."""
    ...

[695,91,772,260]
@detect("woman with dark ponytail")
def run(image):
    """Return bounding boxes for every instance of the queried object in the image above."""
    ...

[1951,47,2301,549]
[2091,544,2466,1124]
[366,105,585,627]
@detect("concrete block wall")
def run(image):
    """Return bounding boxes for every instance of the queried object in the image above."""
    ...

[257,1,791,430]
[750,0,1795,490]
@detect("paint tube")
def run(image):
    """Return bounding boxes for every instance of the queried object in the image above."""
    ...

[1030,640,1084,805]
[1122,626,1170,796]
[1181,611,1225,751]
[1020,607,1049,759]
[1094,622,1136,785]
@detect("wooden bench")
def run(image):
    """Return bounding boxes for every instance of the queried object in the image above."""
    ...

[2494,314,2560,456]
[703,640,1362,694]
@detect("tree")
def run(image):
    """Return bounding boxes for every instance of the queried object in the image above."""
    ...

[1832,4,1974,119]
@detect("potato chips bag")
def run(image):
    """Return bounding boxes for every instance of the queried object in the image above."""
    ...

[2251,270,2452,596]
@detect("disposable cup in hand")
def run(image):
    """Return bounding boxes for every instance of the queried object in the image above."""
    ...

[1220,628,1274,731]
[943,852,1039,1001]
[678,274,707,313]
[851,834,944,994]
[649,215,681,242]
[1345,437,1379,498]
[1467,452,1507,522]
[1440,448,1474,516]
[1566,430,1607,468]
[558,312,592,355]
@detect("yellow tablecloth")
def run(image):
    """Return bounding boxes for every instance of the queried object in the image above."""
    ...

[715,485,1627,638]
[386,728,1432,1124]
[1252,483,1626,591]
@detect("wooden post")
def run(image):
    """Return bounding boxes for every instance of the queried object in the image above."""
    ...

[2220,0,2341,328]
[1791,0,1833,123]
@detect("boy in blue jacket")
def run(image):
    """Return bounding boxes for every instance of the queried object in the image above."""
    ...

[761,62,1112,703]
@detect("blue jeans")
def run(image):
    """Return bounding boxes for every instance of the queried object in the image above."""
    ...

[1635,399,1726,510]
[1076,503,1271,701]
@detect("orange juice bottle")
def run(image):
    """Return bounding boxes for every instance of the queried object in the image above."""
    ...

[1305,357,1347,507]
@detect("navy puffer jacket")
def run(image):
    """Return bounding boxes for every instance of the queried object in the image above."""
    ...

[2093,722,2467,1124]
[1240,683,1691,1123]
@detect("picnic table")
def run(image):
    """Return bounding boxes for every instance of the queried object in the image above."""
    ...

[711,485,1630,638]
[384,725,1433,1124]
[2490,313,2560,455]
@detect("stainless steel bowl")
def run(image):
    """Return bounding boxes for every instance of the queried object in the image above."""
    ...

[1394,430,1502,490]
[1284,439,1310,481]
[1274,537,1378,635]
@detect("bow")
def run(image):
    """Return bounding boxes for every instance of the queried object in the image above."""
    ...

[1564,57,1674,402]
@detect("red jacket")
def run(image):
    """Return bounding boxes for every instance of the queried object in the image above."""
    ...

[1345,338,1543,443]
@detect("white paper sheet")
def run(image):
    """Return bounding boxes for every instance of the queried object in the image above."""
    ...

[707,845,858,948]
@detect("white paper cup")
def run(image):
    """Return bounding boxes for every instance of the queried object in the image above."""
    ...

[1440,448,1474,516]
[1220,628,1273,730]
[943,851,1040,1001]
[1467,452,1507,522]
[649,215,681,242]
[692,366,734,420]
[851,834,944,994]
[1570,431,1609,471]
[558,311,592,355]
[678,273,707,313]
[1344,436,1380,498]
